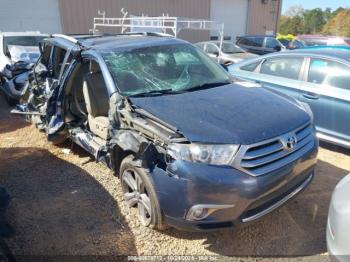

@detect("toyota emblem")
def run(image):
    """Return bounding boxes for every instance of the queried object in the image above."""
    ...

[286,135,297,150]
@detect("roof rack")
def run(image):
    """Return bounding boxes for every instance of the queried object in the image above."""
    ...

[91,9,225,50]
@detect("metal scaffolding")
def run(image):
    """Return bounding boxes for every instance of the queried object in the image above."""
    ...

[92,9,225,48]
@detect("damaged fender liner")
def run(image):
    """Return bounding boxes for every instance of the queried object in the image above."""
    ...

[108,97,188,172]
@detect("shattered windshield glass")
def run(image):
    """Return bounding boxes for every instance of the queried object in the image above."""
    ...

[102,43,231,97]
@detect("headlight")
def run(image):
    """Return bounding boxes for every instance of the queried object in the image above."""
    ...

[167,143,239,165]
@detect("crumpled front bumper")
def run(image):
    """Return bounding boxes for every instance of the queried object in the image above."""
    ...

[150,138,318,231]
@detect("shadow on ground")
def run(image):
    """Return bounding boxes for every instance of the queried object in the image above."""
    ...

[163,159,348,257]
[0,147,136,256]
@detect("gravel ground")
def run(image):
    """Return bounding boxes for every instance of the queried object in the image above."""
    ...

[0,94,349,261]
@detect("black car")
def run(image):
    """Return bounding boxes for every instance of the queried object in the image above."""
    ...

[236,35,285,55]
[13,33,317,232]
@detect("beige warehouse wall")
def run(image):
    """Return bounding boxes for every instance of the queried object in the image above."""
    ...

[59,0,211,43]
[247,0,282,35]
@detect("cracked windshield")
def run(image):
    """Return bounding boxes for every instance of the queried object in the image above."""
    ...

[102,43,231,97]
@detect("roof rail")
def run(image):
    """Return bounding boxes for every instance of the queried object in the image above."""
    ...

[52,34,78,44]
[119,31,173,37]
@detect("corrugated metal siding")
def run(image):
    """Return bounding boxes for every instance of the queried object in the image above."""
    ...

[59,0,210,42]
[247,0,282,35]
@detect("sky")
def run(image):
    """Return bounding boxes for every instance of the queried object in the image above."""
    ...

[282,0,350,14]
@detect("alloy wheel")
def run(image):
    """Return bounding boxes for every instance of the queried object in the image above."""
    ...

[122,169,152,226]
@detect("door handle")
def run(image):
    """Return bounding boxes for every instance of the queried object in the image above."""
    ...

[302,92,319,100]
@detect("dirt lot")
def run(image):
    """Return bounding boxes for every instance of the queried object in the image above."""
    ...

[0,94,349,260]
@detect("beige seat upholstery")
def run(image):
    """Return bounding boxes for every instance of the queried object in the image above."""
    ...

[83,62,110,140]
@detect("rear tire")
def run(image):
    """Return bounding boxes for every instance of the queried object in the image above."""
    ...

[120,155,166,230]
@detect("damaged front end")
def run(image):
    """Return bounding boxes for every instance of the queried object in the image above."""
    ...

[104,93,189,172]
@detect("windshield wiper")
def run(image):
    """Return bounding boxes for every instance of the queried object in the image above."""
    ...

[132,88,178,97]
[183,81,231,93]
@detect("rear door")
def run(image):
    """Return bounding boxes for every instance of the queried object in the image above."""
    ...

[299,57,350,143]
[249,55,305,100]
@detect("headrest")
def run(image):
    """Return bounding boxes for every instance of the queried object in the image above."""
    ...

[89,61,101,74]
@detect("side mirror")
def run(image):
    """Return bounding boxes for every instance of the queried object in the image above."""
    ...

[212,51,219,57]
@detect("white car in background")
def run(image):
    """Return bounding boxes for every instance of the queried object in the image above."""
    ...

[327,173,350,261]
[0,32,47,72]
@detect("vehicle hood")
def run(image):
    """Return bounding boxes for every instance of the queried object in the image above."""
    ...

[129,83,310,144]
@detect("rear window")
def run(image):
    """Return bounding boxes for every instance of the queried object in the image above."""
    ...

[239,37,263,47]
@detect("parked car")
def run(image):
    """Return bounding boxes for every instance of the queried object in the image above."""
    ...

[14,33,318,231]
[195,41,257,66]
[0,32,47,104]
[0,61,34,105]
[298,35,350,47]
[0,32,47,71]
[236,35,285,55]
[278,38,306,50]
[327,173,350,261]
[228,48,350,149]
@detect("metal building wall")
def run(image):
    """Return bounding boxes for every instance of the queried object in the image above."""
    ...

[59,0,211,42]
[0,0,62,33]
[246,0,282,35]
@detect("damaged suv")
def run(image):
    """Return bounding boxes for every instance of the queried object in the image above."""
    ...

[14,34,318,231]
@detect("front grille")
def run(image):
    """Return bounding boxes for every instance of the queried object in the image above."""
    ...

[235,123,315,176]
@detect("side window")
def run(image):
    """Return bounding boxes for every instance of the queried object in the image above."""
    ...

[247,37,264,47]
[238,37,263,47]
[52,47,67,79]
[308,59,350,90]
[237,37,248,45]
[241,61,260,72]
[260,57,303,80]
[265,37,280,49]
[205,43,219,54]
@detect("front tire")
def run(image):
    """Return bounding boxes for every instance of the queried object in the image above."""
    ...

[120,155,166,230]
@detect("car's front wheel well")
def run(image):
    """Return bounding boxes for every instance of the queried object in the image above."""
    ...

[112,145,135,176]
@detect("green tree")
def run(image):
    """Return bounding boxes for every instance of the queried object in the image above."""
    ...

[303,8,327,34]
[280,15,304,35]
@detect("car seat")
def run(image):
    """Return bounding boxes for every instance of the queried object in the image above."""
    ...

[82,61,110,140]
